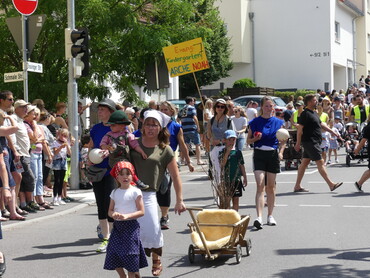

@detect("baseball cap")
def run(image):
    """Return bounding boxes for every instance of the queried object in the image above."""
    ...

[98,98,116,112]
[106,110,131,125]
[14,100,29,109]
[296,100,304,106]
[334,115,341,119]
[224,130,237,139]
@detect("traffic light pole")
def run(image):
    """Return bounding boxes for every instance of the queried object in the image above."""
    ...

[67,0,79,190]
[22,15,28,102]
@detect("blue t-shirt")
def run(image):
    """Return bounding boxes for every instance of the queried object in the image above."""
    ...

[179,105,197,134]
[249,116,284,149]
[167,120,181,151]
[90,122,111,170]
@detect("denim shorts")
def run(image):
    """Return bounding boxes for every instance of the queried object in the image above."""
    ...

[52,158,67,171]
[0,147,16,188]
[184,132,201,145]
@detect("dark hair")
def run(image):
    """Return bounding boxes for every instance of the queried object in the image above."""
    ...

[139,107,150,120]
[81,134,91,145]
[0,90,12,100]
[304,94,316,106]
[39,111,50,122]
[185,96,194,104]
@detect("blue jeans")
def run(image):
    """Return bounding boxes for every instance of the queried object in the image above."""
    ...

[30,153,43,196]
[236,137,246,151]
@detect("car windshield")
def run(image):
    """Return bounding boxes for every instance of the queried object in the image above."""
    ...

[273,98,286,107]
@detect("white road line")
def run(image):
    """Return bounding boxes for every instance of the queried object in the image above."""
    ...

[182,182,204,185]
[343,205,370,208]
[299,204,331,207]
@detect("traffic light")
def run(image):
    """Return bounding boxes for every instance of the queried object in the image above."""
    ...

[65,27,90,78]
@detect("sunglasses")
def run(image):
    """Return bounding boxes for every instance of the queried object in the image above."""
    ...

[216,105,225,109]
[7,98,14,101]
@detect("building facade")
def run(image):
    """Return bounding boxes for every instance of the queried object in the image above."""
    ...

[206,0,367,92]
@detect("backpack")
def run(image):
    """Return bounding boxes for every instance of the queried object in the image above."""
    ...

[178,105,189,119]
[106,133,130,168]
[210,116,232,130]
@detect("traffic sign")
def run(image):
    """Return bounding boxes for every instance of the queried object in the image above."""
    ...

[6,14,46,56]
[4,72,24,83]
[27,62,43,73]
[12,0,38,16]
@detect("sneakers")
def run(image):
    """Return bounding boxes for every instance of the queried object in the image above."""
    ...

[253,217,263,230]
[97,225,104,240]
[354,182,363,193]
[327,160,331,165]
[51,201,59,206]
[96,239,108,253]
[160,216,169,230]
[136,180,150,190]
[267,215,277,226]
[335,159,339,163]
[58,199,66,205]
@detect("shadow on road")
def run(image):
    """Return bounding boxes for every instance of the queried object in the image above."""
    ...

[33,238,98,249]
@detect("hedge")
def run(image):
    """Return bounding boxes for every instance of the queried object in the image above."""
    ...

[274,90,316,103]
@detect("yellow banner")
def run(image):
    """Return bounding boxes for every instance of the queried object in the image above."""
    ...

[162,38,210,77]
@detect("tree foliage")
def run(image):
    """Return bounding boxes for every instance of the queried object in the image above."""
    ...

[0,0,232,110]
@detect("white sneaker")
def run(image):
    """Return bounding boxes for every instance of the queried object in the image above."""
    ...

[335,159,339,163]
[51,201,59,206]
[253,217,263,230]
[267,215,277,226]
[96,239,109,253]
[58,200,66,205]
[327,160,331,164]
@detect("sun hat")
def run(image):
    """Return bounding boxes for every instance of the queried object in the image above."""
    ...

[106,110,131,125]
[144,110,171,128]
[26,105,37,114]
[215,98,226,105]
[14,100,29,109]
[98,98,117,112]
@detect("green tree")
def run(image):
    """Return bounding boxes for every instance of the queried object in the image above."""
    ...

[0,0,232,109]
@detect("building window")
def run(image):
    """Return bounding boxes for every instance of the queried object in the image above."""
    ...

[335,21,340,43]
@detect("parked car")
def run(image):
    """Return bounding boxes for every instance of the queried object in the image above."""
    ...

[168,99,200,111]
[233,95,287,113]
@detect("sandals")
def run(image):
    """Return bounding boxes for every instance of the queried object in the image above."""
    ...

[152,259,163,277]
[331,182,343,192]
[1,209,10,218]
[16,207,28,216]
[38,202,54,209]
[9,215,26,221]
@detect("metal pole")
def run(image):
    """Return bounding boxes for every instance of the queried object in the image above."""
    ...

[67,0,79,190]
[22,15,29,102]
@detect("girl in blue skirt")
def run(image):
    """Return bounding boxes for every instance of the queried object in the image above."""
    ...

[104,161,148,278]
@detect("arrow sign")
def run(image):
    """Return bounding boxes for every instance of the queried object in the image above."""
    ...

[12,0,38,16]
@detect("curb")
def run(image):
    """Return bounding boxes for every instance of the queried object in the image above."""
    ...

[2,200,96,232]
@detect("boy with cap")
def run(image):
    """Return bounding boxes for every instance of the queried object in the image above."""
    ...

[100,110,149,190]
[218,130,247,211]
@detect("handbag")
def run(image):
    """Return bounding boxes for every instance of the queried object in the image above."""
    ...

[85,166,107,183]
[159,170,172,195]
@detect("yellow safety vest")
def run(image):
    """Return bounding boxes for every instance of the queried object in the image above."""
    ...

[319,112,328,123]
[353,105,370,124]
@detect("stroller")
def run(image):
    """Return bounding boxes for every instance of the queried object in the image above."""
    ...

[344,122,368,167]
[282,129,302,170]
[187,208,252,264]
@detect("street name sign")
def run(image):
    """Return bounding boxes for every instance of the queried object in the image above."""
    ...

[27,62,43,73]
[4,72,24,83]
[13,0,38,16]
[162,37,210,77]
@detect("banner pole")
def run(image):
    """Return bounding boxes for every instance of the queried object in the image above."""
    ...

[193,72,205,107]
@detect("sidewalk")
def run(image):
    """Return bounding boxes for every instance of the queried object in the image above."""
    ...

[2,189,96,231]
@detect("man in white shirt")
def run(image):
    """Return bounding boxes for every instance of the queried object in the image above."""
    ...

[13,100,36,213]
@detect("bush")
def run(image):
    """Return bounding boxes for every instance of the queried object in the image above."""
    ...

[274,90,316,103]
[232,78,256,89]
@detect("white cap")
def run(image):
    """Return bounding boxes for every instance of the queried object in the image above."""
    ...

[125,107,135,114]
[144,110,171,128]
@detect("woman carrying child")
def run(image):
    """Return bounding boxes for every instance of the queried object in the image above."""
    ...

[104,161,148,278]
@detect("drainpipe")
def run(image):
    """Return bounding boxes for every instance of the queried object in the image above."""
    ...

[249,12,255,83]
[352,16,359,85]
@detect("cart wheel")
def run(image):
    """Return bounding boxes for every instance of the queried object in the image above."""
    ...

[236,244,242,264]
[245,238,252,256]
[188,244,195,264]
[346,154,351,167]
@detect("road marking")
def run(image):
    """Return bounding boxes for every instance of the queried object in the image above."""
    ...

[343,205,370,208]
[182,182,205,185]
[299,204,331,207]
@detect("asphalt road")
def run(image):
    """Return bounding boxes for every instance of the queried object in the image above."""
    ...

[2,148,370,278]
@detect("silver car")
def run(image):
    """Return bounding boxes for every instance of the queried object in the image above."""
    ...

[233,95,287,113]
